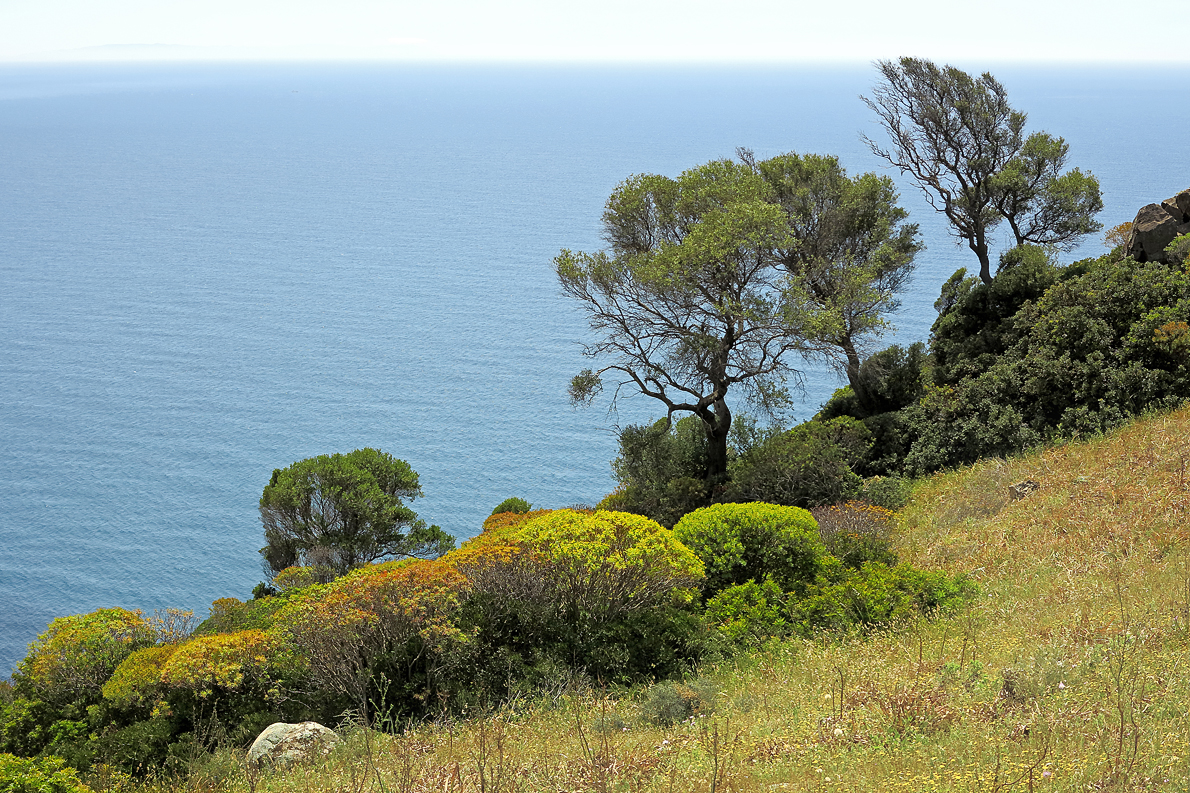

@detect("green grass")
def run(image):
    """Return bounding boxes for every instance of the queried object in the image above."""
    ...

[100,407,1190,792]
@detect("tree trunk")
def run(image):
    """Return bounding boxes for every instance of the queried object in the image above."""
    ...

[841,336,865,406]
[970,233,993,284]
[702,398,732,486]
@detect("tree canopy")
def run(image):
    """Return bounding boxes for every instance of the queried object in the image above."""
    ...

[749,149,921,404]
[556,152,918,484]
[863,57,1102,284]
[259,448,453,578]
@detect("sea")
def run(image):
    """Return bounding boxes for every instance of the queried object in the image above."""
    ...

[2,62,1188,675]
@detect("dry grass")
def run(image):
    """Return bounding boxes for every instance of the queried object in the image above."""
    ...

[106,407,1190,792]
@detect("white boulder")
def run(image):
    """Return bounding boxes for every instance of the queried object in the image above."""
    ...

[247,721,340,769]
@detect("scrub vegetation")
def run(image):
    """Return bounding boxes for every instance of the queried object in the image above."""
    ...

[11,406,1189,792]
[4,58,1189,792]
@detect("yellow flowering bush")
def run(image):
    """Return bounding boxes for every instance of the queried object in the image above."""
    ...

[101,645,178,709]
[15,608,155,704]
[447,509,704,621]
[159,629,281,697]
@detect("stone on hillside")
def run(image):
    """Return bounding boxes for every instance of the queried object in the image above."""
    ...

[247,722,340,769]
[1007,480,1040,501]
[1128,203,1185,262]
[1177,189,1190,220]
[1162,198,1187,222]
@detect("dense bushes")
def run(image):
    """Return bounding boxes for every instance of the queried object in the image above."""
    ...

[597,417,711,527]
[489,497,532,516]
[276,559,470,718]
[792,561,976,634]
[14,609,155,706]
[673,504,824,598]
[678,503,971,647]
[811,244,1190,476]
[721,418,871,507]
[446,509,707,689]
[0,753,91,793]
[4,502,975,778]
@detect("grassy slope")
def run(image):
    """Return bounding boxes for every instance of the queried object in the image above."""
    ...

[134,407,1190,793]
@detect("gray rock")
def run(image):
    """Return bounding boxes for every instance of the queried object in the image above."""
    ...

[1162,198,1187,222]
[247,722,340,769]
[1128,203,1184,262]
[1007,480,1040,501]
[1177,189,1190,220]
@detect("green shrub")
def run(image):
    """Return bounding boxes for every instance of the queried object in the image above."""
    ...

[639,679,717,726]
[193,596,287,636]
[810,501,898,568]
[930,248,1062,387]
[791,562,975,634]
[902,373,1043,476]
[599,477,707,530]
[703,578,788,646]
[271,566,324,592]
[722,417,870,508]
[820,344,929,420]
[0,697,49,757]
[1165,233,1190,267]
[673,503,825,599]
[857,475,914,510]
[490,498,532,516]
[604,417,711,527]
[88,717,176,776]
[0,753,91,793]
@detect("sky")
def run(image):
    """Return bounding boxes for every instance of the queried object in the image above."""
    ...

[1,0,1185,64]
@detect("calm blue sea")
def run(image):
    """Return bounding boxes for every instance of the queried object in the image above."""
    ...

[2,63,1187,674]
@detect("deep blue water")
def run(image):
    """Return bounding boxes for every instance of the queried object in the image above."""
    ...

[2,63,1188,674]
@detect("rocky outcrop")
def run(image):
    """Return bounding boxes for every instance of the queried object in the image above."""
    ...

[247,722,340,770]
[1007,480,1040,501]
[1127,188,1190,263]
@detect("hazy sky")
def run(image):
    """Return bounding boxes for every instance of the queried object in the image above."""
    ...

[0,0,1182,63]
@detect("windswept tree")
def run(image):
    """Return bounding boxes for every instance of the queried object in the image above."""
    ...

[863,57,1102,284]
[259,448,454,579]
[991,132,1104,250]
[556,153,918,484]
[748,149,922,405]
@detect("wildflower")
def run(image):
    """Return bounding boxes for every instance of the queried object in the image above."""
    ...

[833,727,844,737]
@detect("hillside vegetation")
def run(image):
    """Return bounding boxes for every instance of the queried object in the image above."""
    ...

[102,405,1190,793]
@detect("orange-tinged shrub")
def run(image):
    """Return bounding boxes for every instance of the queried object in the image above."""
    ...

[276,559,471,709]
[1153,320,1190,358]
[1103,220,1132,252]
[101,645,178,709]
[810,501,899,568]
[16,608,155,703]
[481,508,552,532]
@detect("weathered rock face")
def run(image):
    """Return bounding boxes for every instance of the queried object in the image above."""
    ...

[1127,188,1190,263]
[247,722,340,770]
[1176,189,1190,219]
